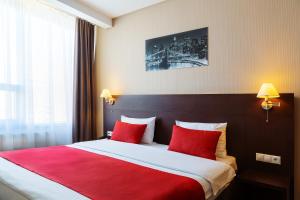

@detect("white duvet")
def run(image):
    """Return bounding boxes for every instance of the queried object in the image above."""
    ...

[0,139,236,200]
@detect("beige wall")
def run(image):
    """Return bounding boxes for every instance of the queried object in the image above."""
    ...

[95,0,300,198]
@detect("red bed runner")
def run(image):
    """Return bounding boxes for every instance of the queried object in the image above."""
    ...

[0,146,205,200]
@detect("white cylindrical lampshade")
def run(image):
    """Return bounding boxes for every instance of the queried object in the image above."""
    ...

[257,83,280,99]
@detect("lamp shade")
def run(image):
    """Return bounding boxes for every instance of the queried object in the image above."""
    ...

[100,89,112,99]
[257,83,280,99]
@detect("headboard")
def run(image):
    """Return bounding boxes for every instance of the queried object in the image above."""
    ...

[103,94,294,181]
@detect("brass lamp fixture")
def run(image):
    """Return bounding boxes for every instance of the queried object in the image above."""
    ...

[100,89,115,105]
[257,83,280,122]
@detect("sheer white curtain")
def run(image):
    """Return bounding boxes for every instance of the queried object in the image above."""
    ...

[0,0,75,151]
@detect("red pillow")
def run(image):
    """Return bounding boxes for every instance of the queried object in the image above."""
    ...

[111,121,147,144]
[168,125,221,160]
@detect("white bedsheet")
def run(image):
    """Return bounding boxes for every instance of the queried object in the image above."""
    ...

[0,139,236,200]
[143,142,238,171]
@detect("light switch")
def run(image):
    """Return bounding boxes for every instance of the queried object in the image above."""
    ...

[256,153,264,161]
[107,131,113,137]
[264,154,272,163]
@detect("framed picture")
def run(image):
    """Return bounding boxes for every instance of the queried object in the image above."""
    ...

[145,27,208,71]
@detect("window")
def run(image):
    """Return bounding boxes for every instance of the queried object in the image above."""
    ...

[0,0,75,150]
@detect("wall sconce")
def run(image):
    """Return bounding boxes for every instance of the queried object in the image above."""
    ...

[100,89,115,105]
[257,83,280,122]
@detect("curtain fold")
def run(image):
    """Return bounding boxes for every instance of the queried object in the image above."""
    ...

[72,18,97,142]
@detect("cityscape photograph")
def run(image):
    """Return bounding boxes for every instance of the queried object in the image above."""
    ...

[145,27,208,71]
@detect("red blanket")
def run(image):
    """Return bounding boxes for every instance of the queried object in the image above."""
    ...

[0,146,205,200]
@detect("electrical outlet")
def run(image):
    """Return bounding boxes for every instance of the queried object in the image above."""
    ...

[255,153,281,165]
[271,156,281,165]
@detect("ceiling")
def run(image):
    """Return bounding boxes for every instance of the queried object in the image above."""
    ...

[76,0,166,18]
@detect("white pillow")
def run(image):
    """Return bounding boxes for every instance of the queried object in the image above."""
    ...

[175,120,227,158]
[121,115,156,144]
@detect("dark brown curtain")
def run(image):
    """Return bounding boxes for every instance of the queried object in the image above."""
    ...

[72,18,97,142]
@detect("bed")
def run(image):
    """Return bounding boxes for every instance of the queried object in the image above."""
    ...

[102,94,294,199]
[0,93,294,200]
[0,139,236,200]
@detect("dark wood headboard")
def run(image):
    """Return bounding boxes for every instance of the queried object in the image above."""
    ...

[103,94,294,186]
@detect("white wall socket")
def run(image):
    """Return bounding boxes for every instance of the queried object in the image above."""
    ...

[255,153,281,165]
[271,156,281,165]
